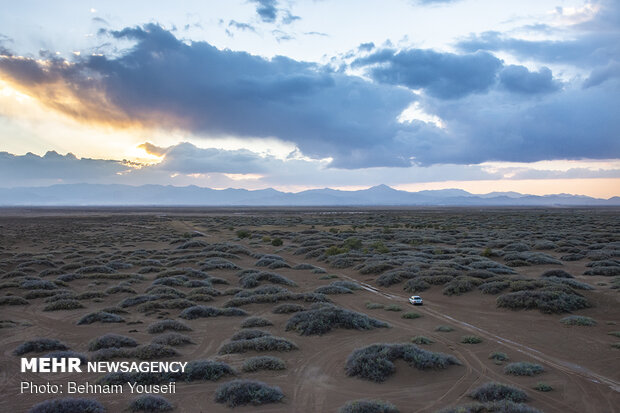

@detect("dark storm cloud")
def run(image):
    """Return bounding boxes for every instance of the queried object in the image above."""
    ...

[352,48,503,99]
[1,23,618,167]
[499,65,561,94]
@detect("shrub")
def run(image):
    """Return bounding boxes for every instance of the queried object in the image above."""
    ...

[315,285,353,294]
[241,317,273,328]
[236,229,251,238]
[179,305,248,320]
[133,344,178,360]
[0,296,28,306]
[435,325,454,332]
[504,362,544,376]
[224,291,330,308]
[461,335,483,344]
[608,331,620,338]
[77,311,125,325]
[403,278,430,293]
[273,303,305,314]
[43,299,84,311]
[218,336,298,354]
[479,281,510,295]
[436,401,542,413]
[182,360,236,381]
[129,395,173,412]
[497,290,590,314]
[14,338,69,355]
[147,319,192,334]
[534,382,553,392]
[366,302,384,309]
[28,398,105,413]
[443,276,482,296]
[560,315,596,326]
[242,356,286,372]
[215,379,284,407]
[469,382,528,402]
[384,305,402,312]
[88,334,138,351]
[285,305,389,335]
[402,312,421,319]
[271,238,283,247]
[541,269,573,278]
[238,270,296,288]
[338,399,400,413]
[345,343,460,382]
[489,352,509,362]
[151,333,193,346]
[119,295,159,308]
[411,336,434,345]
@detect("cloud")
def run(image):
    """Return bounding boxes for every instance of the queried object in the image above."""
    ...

[228,20,257,33]
[352,48,503,99]
[457,31,619,67]
[358,42,375,52]
[0,23,618,168]
[499,65,561,94]
[281,11,301,25]
[140,142,268,174]
[250,0,278,23]
[583,61,620,88]
[0,151,126,186]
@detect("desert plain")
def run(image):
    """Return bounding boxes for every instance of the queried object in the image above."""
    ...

[0,207,618,413]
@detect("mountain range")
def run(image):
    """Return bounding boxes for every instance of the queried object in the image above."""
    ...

[0,184,618,206]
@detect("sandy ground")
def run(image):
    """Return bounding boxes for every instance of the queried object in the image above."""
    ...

[0,208,618,413]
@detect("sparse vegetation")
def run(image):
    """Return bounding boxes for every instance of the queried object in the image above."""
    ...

[14,338,69,355]
[218,336,298,354]
[461,335,483,344]
[147,319,192,334]
[345,343,460,382]
[338,399,399,413]
[470,382,528,403]
[129,395,173,412]
[534,382,553,392]
[241,317,273,328]
[77,311,125,325]
[242,356,286,372]
[214,379,284,407]
[560,315,596,326]
[88,334,138,351]
[504,362,544,376]
[179,305,248,319]
[411,336,434,345]
[286,304,389,335]
[28,398,105,413]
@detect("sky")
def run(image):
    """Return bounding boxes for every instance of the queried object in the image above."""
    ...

[0,0,619,197]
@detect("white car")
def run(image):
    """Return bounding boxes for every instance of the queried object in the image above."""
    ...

[409,295,423,306]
